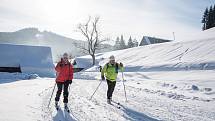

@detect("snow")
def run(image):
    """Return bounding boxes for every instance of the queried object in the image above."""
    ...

[74,54,105,69]
[0,28,215,121]
[183,27,215,42]
[0,70,215,121]
[0,44,55,77]
[0,72,39,83]
[80,37,215,72]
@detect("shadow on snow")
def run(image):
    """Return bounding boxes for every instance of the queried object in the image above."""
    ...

[53,108,77,121]
[119,103,161,121]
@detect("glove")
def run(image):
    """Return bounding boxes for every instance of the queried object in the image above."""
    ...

[73,60,77,65]
[67,80,72,84]
[99,66,102,72]
[119,62,123,67]
[101,75,105,80]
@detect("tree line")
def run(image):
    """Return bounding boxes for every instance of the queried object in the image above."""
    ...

[114,35,139,50]
[202,4,215,30]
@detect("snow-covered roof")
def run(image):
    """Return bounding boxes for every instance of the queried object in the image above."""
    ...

[139,36,172,46]
[0,44,55,77]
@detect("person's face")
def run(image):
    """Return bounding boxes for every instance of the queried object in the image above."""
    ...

[109,59,115,64]
[63,56,69,62]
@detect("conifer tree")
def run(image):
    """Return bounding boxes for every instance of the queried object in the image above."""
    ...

[114,36,121,50]
[127,36,134,48]
[202,7,209,30]
[120,35,127,49]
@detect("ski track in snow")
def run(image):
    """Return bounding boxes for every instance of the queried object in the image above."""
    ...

[35,71,215,121]
[0,71,215,121]
[1,27,215,121]
[39,78,161,121]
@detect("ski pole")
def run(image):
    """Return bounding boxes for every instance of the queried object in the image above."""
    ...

[48,83,57,108]
[90,80,103,100]
[68,82,72,94]
[121,71,128,102]
[68,83,71,92]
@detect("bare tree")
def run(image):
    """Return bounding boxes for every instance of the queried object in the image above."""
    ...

[76,16,106,65]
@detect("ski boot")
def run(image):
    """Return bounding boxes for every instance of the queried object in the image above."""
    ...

[55,101,59,110]
[107,99,111,104]
[64,103,70,113]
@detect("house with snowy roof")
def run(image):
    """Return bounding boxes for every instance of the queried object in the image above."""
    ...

[139,36,172,46]
[0,44,55,77]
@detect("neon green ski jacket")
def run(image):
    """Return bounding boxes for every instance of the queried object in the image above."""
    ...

[101,63,124,82]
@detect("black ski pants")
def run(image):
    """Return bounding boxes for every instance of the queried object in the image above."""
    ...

[55,81,70,103]
[106,79,116,99]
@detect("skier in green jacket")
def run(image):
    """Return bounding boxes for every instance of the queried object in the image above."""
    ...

[101,55,124,104]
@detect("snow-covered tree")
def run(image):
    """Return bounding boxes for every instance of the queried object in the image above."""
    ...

[213,5,215,27]
[202,7,209,30]
[119,35,127,49]
[133,39,139,47]
[207,6,214,29]
[127,36,134,48]
[114,36,121,50]
[202,4,215,30]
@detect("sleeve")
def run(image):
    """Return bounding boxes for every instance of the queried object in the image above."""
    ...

[72,60,77,65]
[101,64,107,76]
[70,64,74,75]
[72,60,77,68]
[55,62,61,72]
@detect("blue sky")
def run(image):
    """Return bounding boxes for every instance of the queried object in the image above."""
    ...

[0,0,214,42]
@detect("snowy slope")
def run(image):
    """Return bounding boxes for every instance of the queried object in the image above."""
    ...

[0,70,215,121]
[0,28,215,121]
[80,37,215,72]
[77,28,215,72]
[183,27,215,42]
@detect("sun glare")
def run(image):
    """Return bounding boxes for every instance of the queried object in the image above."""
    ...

[38,0,83,23]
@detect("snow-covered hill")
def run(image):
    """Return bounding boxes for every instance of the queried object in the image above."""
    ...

[77,28,215,72]
[0,28,85,61]
[100,38,215,71]
[183,27,215,42]
[0,28,215,121]
[0,28,114,61]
